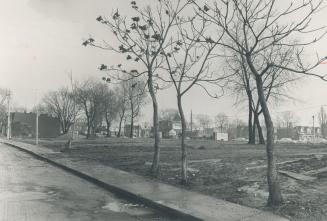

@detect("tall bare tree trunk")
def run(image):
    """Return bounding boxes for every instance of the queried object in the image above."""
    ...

[255,74,283,206]
[117,113,124,137]
[252,117,257,144]
[177,95,188,184]
[148,74,160,175]
[130,114,134,138]
[62,121,70,135]
[254,112,265,144]
[106,123,110,137]
[105,114,111,137]
[91,117,96,138]
[248,98,255,144]
[86,118,91,139]
[61,118,71,135]
[60,118,65,134]
[130,103,134,138]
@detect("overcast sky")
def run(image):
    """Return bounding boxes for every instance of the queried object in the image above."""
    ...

[1,0,327,126]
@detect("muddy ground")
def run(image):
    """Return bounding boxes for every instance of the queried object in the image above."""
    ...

[18,137,327,221]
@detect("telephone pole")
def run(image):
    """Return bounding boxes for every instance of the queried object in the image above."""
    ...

[36,109,39,145]
[6,90,11,140]
[190,110,193,133]
[312,115,315,142]
[36,90,39,145]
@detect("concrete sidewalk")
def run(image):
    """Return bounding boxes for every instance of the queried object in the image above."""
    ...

[1,139,289,221]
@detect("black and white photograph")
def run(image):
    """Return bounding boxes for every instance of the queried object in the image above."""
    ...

[1,0,327,220]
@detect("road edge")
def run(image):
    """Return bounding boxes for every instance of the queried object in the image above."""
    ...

[3,141,202,221]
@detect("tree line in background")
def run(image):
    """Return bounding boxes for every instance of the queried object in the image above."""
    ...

[35,77,147,139]
[2,85,325,140]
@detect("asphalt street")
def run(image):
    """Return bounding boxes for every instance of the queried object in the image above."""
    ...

[0,143,182,221]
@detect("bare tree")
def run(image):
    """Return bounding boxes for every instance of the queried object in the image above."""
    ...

[197,114,212,130]
[83,0,192,175]
[159,108,181,121]
[103,88,119,137]
[196,0,326,206]
[125,78,147,138]
[281,111,298,128]
[318,107,327,138]
[43,87,79,134]
[115,84,129,137]
[231,118,246,128]
[215,113,228,133]
[228,47,298,145]
[160,12,229,183]
[75,79,107,138]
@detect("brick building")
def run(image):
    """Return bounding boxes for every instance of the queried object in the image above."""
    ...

[10,112,60,138]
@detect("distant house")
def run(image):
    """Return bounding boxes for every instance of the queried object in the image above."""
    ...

[159,120,182,138]
[294,126,321,141]
[10,112,60,138]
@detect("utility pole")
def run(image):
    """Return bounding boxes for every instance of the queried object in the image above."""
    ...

[6,90,11,140]
[312,115,315,142]
[36,90,39,145]
[36,109,39,145]
[190,110,193,137]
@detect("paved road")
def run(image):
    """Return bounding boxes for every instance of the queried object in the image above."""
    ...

[0,143,181,221]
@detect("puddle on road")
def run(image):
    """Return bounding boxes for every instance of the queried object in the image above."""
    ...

[102,201,154,216]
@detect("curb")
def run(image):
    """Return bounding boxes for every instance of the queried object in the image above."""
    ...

[3,141,202,221]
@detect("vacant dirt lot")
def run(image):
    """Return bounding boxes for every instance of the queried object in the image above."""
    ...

[18,137,327,221]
